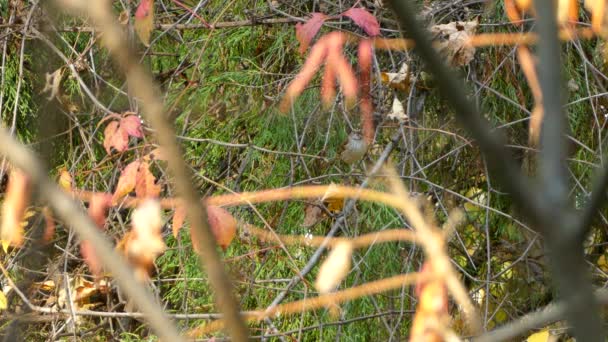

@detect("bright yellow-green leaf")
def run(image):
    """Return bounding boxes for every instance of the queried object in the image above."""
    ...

[0,291,7,311]
[527,329,550,342]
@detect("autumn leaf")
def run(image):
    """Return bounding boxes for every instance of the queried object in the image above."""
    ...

[119,114,143,138]
[193,205,237,252]
[103,121,128,155]
[103,114,143,154]
[81,193,112,277]
[135,161,160,198]
[112,160,140,203]
[117,199,166,280]
[172,202,186,237]
[134,0,155,46]
[0,169,30,252]
[58,168,73,193]
[42,207,56,243]
[302,202,324,227]
[341,8,380,36]
[295,13,328,54]
[430,20,478,67]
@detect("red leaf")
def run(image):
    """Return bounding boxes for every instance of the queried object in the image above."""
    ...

[135,0,154,19]
[135,0,155,46]
[120,115,143,138]
[341,8,380,36]
[112,161,140,203]
[135,161,161,198]
[295,13,328,54]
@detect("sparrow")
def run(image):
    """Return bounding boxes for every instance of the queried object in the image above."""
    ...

[340,130,368,164]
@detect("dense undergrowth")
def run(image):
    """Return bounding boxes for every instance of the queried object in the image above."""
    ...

[1,0,608,340]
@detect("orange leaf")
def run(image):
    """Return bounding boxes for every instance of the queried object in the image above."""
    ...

[0,169,30,251]
[341,8,380,36]
[42,207,56,243]
[193,205,237,252]
[103,121,128,155]
[135,161,160,198]
[134,0,155,46]
[172,202,186,237]
[295,13,328,54]
[113,161,140,203]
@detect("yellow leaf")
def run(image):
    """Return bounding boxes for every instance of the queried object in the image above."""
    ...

[527,329,550,342]
[0,291,7,311]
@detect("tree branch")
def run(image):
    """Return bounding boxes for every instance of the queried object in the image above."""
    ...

[55,0,250,340]
[386,1,543,227]
[0,127,185,342]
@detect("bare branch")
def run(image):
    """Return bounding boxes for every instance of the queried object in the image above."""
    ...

[0,127,184,342]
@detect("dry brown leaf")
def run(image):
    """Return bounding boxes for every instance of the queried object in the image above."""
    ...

[430,20,478,67]
[81,193,112,277]
[112,160,140,203]
[381,62,411,93]
[302,202,324,227]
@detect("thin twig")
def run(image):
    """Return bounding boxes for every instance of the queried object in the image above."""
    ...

[55,0,250,339]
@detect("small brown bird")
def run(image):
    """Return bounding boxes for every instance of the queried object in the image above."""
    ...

[340,130,368,164]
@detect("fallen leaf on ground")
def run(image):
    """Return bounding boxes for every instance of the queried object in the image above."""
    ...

[430,20,478,66]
